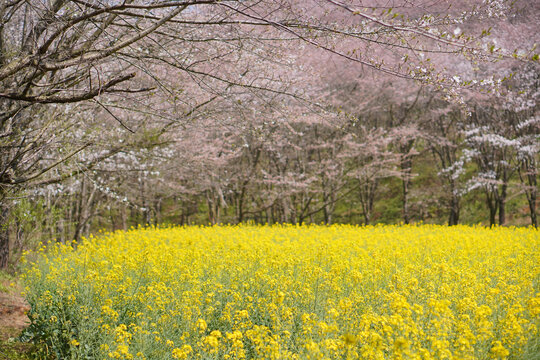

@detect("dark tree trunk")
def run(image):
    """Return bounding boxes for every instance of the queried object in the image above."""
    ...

[235,148,261,224]
[0,201,9,269]
[446,177,460,226]
[236,193,245,224]
[154,198,162,226]
[448,195,460,226]
[110,207,117,231]
[529,196,538,229]
[529,198,538,229]
[359,180,377,225]
[281,198,290,223]
[206,191,220,225]
[402,181,410,224]
[487,192,497,227]
[322,191,334,225]
[363,210,371,226]
[322,201,330,224]
[519,159,538,228]
[498,182,507,226]
[529,166,538,229]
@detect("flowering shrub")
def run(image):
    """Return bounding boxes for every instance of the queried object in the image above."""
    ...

[22,225,539,359]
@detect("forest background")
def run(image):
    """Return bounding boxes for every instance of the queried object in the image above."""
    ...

[0,0,538,270]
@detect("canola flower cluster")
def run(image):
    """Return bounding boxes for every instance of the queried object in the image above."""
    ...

[22,224,539,360]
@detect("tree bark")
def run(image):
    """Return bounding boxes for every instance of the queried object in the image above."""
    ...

[206,190,221,225]
[486,191,497,227]
[154,198,162,226]
[528,196,538,229]
[73,180,98,241]
[400,155,412,224]
[322,192,332,224]
[448,194,460,226]
[57,218,65,244]
[527,168,538,228]
[519,159,538,228]
[359,180,377,225]
[0,201,9,269]
[140,179,151,225]
[498,181,507,226]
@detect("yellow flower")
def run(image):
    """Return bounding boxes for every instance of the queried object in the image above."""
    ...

[172,345,192,359]
[21,225,540,360]
[196,318,207,333]
[490,341,510,358]
[343,333,357,346]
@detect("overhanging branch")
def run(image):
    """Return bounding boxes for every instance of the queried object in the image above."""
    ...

[0,73,136,103]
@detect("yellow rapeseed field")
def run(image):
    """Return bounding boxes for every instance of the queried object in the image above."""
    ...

[22,225,539,360]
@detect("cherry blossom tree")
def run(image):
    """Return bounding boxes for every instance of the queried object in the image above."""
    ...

[1,0,537,267]
[423,107,468,226]
[504,63,539,227]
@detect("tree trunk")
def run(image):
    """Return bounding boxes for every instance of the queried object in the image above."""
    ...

[281,197,290,223]
[73,183,97,241]
[486,192,497,227]
[271,205,277,224]
[519,159,538,228]
[110,207,117,231]
[73,178,87,241]
[140,179,151,225]
[528,194,538,229]
[526,160,538,228]
[14,216,23,256]
[236,192,245,224]
[359,180,377,225]
[401,156,412,224]
[498,181,507,226]
[206,195,215,224]
[447,179,460,226]
[322,192,331,224]
[206,191,221,225]
[154,198,162,226]
[448,194,460,226]
[57,218,65,244]
[363,210,371,225]
[46,192,55,241]
[489,208,497,227]
[528,164,538,229]
[0,201,10,269]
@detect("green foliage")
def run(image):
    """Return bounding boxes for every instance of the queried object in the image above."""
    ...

[7,199,64,268]
[0,337,35,360]
[0,329,49,360]
[375,188,402,223]
[0,271,12,293]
